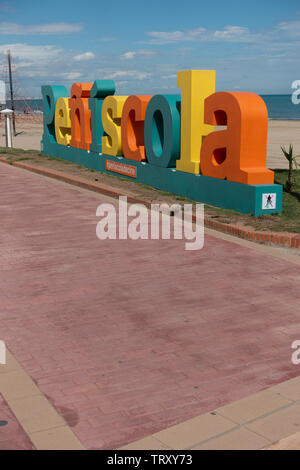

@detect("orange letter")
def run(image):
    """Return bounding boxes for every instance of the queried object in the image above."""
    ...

[69,83,92,150]
[121,95,152,161]
[200,92,274,184]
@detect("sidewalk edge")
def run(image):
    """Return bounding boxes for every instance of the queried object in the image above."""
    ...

[1,158,298,250]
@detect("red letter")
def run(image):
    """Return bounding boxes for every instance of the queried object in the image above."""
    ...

[69,83,92,150]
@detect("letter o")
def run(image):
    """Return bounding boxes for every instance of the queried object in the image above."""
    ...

[144,95,180,167]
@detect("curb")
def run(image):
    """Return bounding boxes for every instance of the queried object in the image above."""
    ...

[1,157,298,249]
[204,219,300,248]
[0,349,85,450]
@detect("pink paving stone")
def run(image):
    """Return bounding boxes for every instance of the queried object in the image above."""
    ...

[0,393,34,450]
[1,163,300,449]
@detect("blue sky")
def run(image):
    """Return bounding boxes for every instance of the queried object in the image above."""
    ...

[0,0,299,97]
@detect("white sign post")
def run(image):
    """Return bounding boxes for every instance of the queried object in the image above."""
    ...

[0,80,5,106]
[0,108,13,148]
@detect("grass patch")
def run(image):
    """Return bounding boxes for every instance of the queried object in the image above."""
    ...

[45,156,73,164]
[203,169,300,233]
[15,157,34,161]
[136,182,155,191]
[0,147,37,155]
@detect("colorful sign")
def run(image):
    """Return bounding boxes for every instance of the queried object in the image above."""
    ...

[41,70,282,216]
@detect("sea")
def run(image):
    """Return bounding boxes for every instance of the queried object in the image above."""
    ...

[5,95,300,120]
[260,95,300,120]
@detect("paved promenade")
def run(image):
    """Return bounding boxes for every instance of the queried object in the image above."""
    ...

[1,163,300,449]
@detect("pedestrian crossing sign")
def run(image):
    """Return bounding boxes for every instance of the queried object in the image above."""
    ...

[262,193,276,210]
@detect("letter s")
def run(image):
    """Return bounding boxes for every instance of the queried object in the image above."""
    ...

[102,96,128,156]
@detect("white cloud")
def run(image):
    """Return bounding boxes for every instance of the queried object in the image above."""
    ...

[59,72,82,80]
[146,27,206,44]
[106,70,151,80]
[144,20,300,49]
[15,61,35,68]
[0,22,83,35]
[121,49,157,60]
[73,52,95,61]
[161,74,176,79]
[2,17,299,97]
[0,43,62,60]
[213,25,253,41]
[145,24,263,45]
[121,51,136,60]
[277,21,300,38]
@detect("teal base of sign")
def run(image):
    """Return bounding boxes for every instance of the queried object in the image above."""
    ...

[41,140,282,217]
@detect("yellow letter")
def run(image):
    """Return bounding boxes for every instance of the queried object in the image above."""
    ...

[54,97,71,146]
[101,96,128,156]
[176,70,215,174]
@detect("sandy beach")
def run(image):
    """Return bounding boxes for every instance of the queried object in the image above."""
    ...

[0,115,299,169]
[267,120,300,169]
